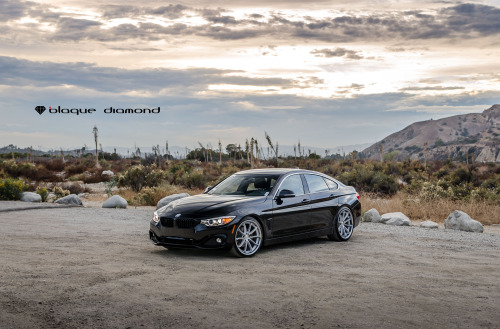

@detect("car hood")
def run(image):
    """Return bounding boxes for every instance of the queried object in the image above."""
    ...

[157,194,264,217]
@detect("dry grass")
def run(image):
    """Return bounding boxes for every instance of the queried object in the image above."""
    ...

[361,193,500,225]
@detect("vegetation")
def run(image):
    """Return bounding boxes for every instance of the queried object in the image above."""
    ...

[0,178,27,200]
[0,147,498,223]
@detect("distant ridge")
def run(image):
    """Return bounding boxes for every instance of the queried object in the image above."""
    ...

[361,105,500,162]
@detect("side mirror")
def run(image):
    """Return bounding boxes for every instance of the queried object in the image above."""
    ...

[204,186,212,193]
[276,189,295,199]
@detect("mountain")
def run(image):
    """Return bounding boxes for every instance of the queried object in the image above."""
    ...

[361,105,500,162]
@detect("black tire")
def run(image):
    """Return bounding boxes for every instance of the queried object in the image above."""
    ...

[230,217,263,257]
[327,206,354,242]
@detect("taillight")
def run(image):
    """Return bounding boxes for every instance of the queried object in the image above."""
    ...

[355,192,360,200]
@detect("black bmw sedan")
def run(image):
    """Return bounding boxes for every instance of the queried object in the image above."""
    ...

[149,168,361,257]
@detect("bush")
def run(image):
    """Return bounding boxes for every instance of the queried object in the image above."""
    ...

[0,178,27,200]
[44,159,65,171]
[118,165,167,191]
[36,187,49,202]
[53,186,70,198]
[419,182,450,201]
[118,165,148,192]
[60,182,85,195]
[133,183,184,206]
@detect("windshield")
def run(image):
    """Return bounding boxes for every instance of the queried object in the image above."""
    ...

[207,174,280,196]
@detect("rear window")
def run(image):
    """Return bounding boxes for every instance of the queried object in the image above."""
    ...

[324,178,338,190]
[304,174,329,193]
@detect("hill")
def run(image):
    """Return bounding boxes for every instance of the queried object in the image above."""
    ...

[361,105,500,162]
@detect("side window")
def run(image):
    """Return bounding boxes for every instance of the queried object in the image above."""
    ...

[304,174,329,193]
[278,175,304,195]
[324,178,338,190]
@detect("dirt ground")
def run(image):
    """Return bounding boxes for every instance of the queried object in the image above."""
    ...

[0,204,499,329]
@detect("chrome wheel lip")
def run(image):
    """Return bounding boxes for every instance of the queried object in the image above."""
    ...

[337,208,354,240]
[235,219,262,256]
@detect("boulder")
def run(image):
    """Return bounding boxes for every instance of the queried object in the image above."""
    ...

[102,170,114,177]
[420,220,439,229]
[20,192,41,203]
[363,208,381,223]
[102,195,128,209]
[444,210,483,233]
[381,212,411,226]
[47,193,56,202]
[156,193,189,209]
[54,194,83,206]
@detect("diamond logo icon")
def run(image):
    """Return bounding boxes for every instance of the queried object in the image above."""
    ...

[35,106,46,115]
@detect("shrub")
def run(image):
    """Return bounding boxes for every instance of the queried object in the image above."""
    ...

[133,183,184,206]
[0,178,27,200]
[60,182,85,195]
[145,169,168,187]
[371,172,398,195]
[419,182,449,201]
[66,162,88,175]
[105,177,118,196]
[118,165,148,192]
[82,173,103,184]
[36,187,49,202]
[180,171,207,189]
[53,186,70,198]
[118,165,168,191]
[44,159,65,171]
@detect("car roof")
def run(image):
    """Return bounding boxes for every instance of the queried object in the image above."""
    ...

[234,168,323,176]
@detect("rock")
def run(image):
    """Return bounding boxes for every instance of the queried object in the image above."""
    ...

[156,193,190,209]
[444,210,483,233]
[54,194,83,206]
[47,193,56,202]
[78,193,89,198]
[380,212,411,226]
[20,192,41,203]
[102,170,114,177]
[420,220,439,229]
[363,208,381,223]
[102,195,128,209]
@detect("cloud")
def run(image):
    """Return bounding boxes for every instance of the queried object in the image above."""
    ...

[400,86,465,91]
[311,47,363,59]
[0,56,316,93]
[4,2,500,44]
[149,4,189,19]
[0,0,30,21]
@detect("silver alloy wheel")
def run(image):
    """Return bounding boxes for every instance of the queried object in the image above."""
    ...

[235,219,262,256]
[337,208,354,240]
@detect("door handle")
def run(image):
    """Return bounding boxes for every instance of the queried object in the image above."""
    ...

[302,199,308,203]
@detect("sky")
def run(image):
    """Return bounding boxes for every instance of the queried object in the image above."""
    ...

[1,0,499,154]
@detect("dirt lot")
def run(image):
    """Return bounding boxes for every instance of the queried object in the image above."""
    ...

[0,203,499,329]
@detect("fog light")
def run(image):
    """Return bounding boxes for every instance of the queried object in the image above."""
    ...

[216,238,222,244]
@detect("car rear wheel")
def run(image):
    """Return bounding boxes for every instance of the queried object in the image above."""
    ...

[230,217,263,257]
[327,206,354,242]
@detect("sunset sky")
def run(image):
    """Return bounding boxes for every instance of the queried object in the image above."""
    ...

[1,0,499,153]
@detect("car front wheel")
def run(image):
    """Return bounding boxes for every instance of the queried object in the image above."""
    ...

[230,217,263,257]
[327,206,354,242]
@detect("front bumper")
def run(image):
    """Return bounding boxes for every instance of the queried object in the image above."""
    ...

[149,220,234,249]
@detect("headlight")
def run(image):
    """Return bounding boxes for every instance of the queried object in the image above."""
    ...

[201,216,236,227]
[152,211,160,224]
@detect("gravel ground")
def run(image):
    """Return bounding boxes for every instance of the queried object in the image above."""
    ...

[0,204,499,329]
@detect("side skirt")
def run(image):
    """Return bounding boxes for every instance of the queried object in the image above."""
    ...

[263,228,332,246]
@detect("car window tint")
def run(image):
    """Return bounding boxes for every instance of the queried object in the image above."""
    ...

[209,174,279,196]
[304,174,329,193]
[278,175,304,195]
[324,178,338,190]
